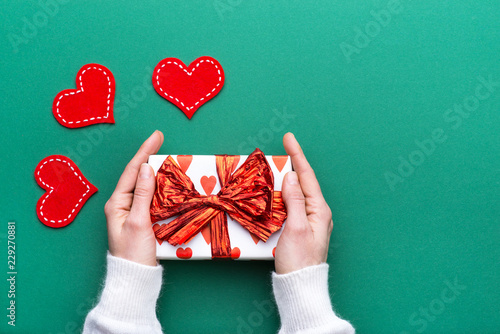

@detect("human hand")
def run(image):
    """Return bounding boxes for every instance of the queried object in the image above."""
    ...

[104,130,164,267]
[274,133,334,275]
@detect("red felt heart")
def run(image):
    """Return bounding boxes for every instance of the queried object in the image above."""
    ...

[177,155,193,173]
[35,155,98,228]
[272,156,289,172]
[231,247,241,260]
[200,175,217,195]
[153,56,225,119]
[176,247,193,259]
[152,224,165,245]
[53,64,115,128]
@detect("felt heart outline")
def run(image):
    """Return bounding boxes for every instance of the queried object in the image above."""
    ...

[53,63,115,128]
[153,56,225,119]
[35,155,98,228]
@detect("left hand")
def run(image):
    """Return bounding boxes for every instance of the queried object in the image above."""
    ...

[104,130,164,267]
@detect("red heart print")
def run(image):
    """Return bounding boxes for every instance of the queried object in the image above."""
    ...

[35,155,98,228]
[152,224,165,245]
[201,224,211,245]
[272,156,289,172]
[177,155,193,173]
[153,56,225,119]
[200,175,217,195]
[231,247,241,260]
[176,247,193,259]
[53,64,115,128]
[250,233,261,245]
[272,247,276,258]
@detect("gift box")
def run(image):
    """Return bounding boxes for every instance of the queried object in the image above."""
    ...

[148,149,292,260]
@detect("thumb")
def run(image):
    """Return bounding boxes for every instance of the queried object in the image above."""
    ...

[128,163,156,227]
[281,172,310,235]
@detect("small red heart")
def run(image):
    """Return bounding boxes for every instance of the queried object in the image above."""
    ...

[200,175,217,195]
[176,247,193,259]
[250,233,261,245]
[201,224,211,245]
[272,156,289,172]
[153,56,225,119]
[35,155,98,228]
[177,155,193,173]
[272,247,276,258]
[53,64,115,128]
[152,224,165,245]
[231,247,241,259]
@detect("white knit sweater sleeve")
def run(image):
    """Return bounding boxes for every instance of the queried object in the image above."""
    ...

[272,263,355,334]
[83,252,164,334]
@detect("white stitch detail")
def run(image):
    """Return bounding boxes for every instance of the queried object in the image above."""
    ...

[155,58,222,112]
[55,65,113,125]
[36,158,92,224]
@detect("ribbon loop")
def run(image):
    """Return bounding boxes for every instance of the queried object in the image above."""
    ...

[151,149,287,258]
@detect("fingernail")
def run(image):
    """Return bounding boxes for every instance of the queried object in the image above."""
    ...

[139,163,152,179]
[287,172,298,185]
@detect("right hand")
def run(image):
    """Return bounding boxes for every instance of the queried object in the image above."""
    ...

[274,133,334,275]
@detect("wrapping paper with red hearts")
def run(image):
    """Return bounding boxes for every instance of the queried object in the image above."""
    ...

[148,153,292,260]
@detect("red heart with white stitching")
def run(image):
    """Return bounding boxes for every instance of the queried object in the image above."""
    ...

[53,63,115,128]
[35,155,98,228]
[153,56,225,119]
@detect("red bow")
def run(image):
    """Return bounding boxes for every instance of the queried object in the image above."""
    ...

[150,149,287,258]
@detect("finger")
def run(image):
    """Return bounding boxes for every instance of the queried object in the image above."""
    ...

[283,132,323,199]
[127,163,156,229]
[281,172,311,237]
[113,130,164,196]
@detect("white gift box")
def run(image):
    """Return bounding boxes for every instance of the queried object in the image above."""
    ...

[148,154,292,260]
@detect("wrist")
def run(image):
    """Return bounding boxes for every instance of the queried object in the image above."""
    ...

[112,252,158,267]
[275,260,322,275]
[272,263,354,333]
[274,253,324,275]
[92,252,163,324]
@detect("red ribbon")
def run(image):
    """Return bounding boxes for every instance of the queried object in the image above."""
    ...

[150,149,287,258]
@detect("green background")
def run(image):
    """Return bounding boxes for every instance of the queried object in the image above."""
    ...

[1,0,499,333]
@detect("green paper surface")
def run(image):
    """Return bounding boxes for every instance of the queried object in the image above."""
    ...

[0,0,499,333]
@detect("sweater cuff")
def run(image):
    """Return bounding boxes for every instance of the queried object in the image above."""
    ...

[92,252,163,325]
[272,263,354,334]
